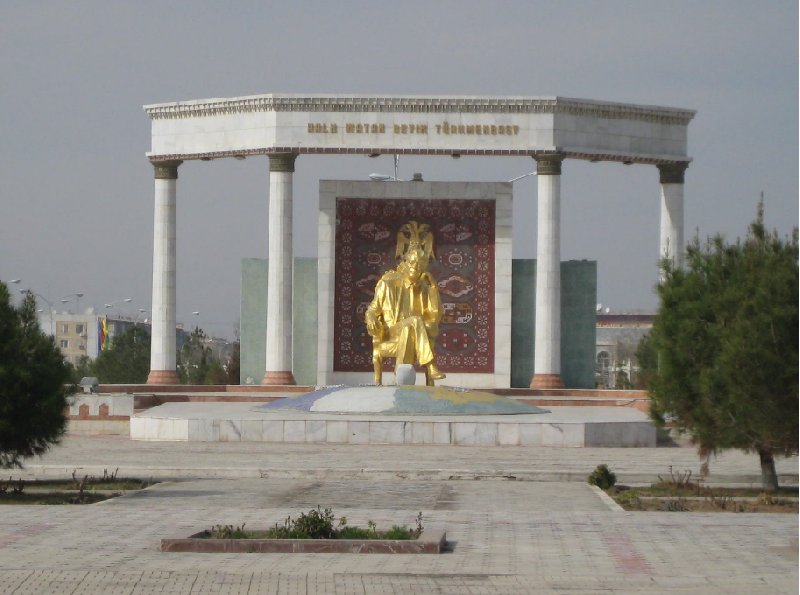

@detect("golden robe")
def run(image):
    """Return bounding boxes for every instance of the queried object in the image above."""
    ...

[365,269,442,366]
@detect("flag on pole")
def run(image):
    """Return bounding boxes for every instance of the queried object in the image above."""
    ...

[98,317,109,352]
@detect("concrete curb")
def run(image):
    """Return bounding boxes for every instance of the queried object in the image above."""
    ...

[589,485,625,511]
[16,464,798,487]
[161,530,447,554]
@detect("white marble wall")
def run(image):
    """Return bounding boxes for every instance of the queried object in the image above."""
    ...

[130,416,189,441]
[552,111,689,158]
[129,412,656,447]
[659,182,684,268]
[534,172,561,377]
[146,95,693,162]
[264,168,294,377]
[150,176,177,374]
[317,181,512,389]
[68,394,134,417]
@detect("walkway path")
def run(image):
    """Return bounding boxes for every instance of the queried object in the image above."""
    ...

[17,434,799,485]
[0,436,796,594]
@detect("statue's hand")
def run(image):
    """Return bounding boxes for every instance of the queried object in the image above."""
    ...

[421,272,436,286]
[367,321,383,340]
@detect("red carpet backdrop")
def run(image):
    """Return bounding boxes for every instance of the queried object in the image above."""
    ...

[334,198,495,373]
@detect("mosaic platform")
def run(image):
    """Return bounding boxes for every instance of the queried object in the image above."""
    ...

[257,385,547,416]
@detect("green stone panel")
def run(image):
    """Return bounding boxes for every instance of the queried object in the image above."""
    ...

[511,260,536,388]
[292,258,318,386]
[510,259,596,389]
[240,259,267,385]
[560,260,597,388]
[244,257,592,388]
[239,258,318,386]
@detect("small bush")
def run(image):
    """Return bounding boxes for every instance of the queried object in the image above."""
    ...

[656,466,701,491]
[292,507,337,539]
[660,498,689,512]
[383,526,415,540]
[266,506,337,539]
[209,524,248,539]
[0,477,25,495]
[588,464,617,490]
[338,526,374,539]
[213,508,424,540]
[614,490,643,510]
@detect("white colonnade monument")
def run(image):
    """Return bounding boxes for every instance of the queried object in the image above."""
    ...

[143,94,694,387]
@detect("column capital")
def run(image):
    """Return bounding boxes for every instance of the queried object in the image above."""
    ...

[269,153,298,173]
[533,152,565,175]
[657,162,689,184]
[153,160,182,180]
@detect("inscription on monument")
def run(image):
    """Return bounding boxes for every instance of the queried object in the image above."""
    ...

[307,121,520,136]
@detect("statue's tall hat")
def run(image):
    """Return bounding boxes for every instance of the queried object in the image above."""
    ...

[396,221,435,266]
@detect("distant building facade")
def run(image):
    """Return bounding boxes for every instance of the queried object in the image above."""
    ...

[595,313,654,388]
[39,309,190,365]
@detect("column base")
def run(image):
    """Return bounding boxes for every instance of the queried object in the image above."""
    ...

[261,371,297,386]
[530,374,563,389]
[147,370,180,385]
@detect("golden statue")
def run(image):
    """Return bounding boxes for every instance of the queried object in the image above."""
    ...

[365,221,445,386]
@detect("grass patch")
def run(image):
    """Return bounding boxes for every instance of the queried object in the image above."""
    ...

[631,483,798,498]
[202,508,425,540]
[0,492,111,505]
[595,466,798,512]
[609,484,798,513]
[0,469,157,505]
[611,492,797,513]
[22,478,154,491]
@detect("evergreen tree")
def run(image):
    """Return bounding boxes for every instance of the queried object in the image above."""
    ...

[177,327,226,384]
[0,286,71,468]
[66,355,93,384]
[92,326,150,384]
[642,203,798,490]
[226,340,241,385]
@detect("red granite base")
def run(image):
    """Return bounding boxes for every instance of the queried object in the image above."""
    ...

[530,374,563,389]
[161,530,446,554]
[261,371,296,386]
[100,384,313,394]
[146,370,180,385]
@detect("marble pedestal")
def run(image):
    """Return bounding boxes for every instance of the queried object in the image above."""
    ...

[130,403,656,447]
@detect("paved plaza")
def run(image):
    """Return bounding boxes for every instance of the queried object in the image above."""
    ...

[1,436,797,594]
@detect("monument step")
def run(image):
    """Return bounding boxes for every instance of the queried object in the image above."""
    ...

[130,402,657,448]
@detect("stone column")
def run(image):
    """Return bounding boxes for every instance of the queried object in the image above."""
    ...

[147,160,182,385]
[531,153,564,389]
[657,163,688,271]
[262,153,298,385]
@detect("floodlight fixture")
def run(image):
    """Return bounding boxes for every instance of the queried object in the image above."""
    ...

[508,171,537,182]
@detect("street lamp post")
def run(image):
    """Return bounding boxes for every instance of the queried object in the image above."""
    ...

[21,290,56,335]
[60,292,85,314]
[133,309,150,336]
[6,280,21,304]
[508,171,537,183]
[104,298,133,315]
[368,154,403,181]
[101,298,133,347]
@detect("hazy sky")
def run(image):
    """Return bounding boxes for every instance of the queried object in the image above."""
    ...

[1,1,797,339]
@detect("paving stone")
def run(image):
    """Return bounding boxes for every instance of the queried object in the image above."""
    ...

[0,436,795,594]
